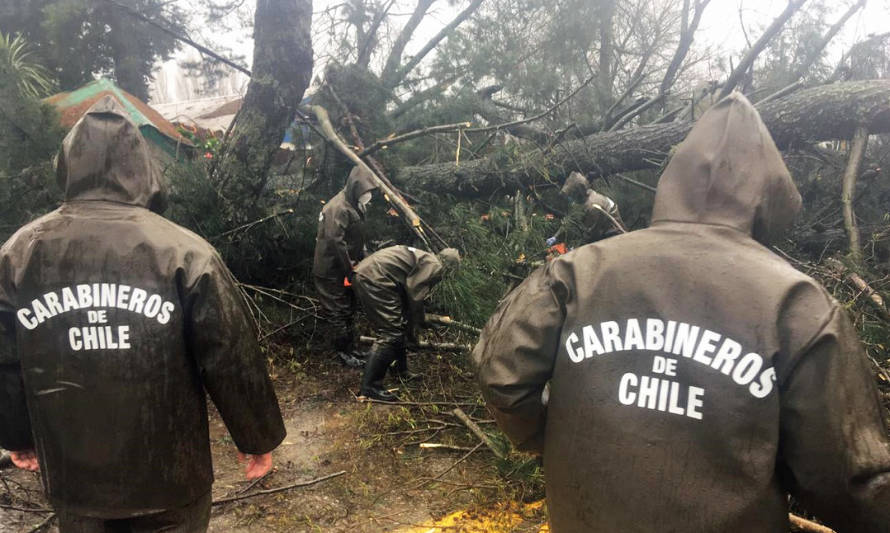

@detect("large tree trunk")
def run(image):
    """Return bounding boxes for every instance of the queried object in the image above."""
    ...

[216,0,313,201]
[393,80,890,196]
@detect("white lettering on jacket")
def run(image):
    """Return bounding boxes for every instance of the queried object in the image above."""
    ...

[15,284,176,351]
[564,318,776,411]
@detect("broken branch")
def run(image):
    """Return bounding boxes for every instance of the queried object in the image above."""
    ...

[424,314,482,334]
[212,470,347,505]
[468,75,595,134]
[452,407,505,459]
[308,104,434,249]
[719,0,807,98]
[825,258,890,321]
[360,122,472,157]
[359,336,470,351]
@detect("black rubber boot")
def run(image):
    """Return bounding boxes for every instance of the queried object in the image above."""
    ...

[336,351,365,368]
[390,345,421,382]
[360,345,399,401]
[350,349,370,362]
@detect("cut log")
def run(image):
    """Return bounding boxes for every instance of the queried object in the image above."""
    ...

[789,513,835,533]
[394,80,890,196]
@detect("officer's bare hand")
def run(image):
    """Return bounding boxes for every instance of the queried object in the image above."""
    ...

[237,452,273,479]
[9,449,39,472]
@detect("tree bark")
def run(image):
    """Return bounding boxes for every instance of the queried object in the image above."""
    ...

[215,0,313,201]
[842,126,868,262]
[393,80,890,196]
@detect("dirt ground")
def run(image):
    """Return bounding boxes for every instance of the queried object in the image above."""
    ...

[0,346,548,532]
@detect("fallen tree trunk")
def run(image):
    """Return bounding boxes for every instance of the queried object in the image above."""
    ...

[394,80,890,196]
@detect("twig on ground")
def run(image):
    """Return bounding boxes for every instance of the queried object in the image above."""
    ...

[357,396,479,407]
[0,504,53,513]
[359,335,470,351]
[425,314,482,335]
[236,470,272,495]
[27,513,56,533]
[404,442,484,492]
[825,258,890,320]
[212,471,347,505]
[418,442,477,452]
[452,407,506,459]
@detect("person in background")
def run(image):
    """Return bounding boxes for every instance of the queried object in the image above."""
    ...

[473,93,890,532]
[0,97,285,532]
[313,165,378,368]
[559,171,626,242]
[353,246,460,401]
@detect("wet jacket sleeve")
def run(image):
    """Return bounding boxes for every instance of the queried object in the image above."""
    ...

[326,209,355,274]
[404,257,442,325]
[186,254,286,455]
[472,266,564,453]
[778,305,890,532]
[0,254,33,451]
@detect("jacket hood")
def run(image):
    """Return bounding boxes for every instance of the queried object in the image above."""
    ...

[651,92,801,244]
[344,165,378,207]
[55,96,167,212]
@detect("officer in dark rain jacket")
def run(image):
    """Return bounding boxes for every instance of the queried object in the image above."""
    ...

[0,97,286,532]
[474,93,890,532]
[313,165,377,367]
[560,171,625,242]
[353,245,460,401]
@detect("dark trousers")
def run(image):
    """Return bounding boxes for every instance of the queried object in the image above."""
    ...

[57,492,211,533]
[352,274,406,350]
[314,275,356,352]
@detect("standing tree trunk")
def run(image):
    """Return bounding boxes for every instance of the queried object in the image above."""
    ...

[842,126,869,262]
[216,0,314,203]
[596,0,616,112]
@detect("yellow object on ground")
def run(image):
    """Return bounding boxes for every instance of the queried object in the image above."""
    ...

[398,500,548,533]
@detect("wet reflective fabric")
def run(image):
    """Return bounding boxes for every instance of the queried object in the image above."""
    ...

[474,93,890,532]
[0,97,285,517]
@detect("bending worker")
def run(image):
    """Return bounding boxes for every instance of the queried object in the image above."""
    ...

[313,165,377,367]
[354,245,460,401]
[0,97,285,532]
[473,93,890,532]
[558,171,625,243]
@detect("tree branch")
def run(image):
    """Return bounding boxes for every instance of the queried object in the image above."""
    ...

[390,71,462,119]
[467,75,595,134]
[606,0,711,131]
[718,0,808,99]
[793,0,865,81]
[387,0,485,88]
[212,471,347,505]
[308,104,435,249]
[98,0,251,75]
[360,121,472,156]
[381,0,437,86]
[356,0,397,68]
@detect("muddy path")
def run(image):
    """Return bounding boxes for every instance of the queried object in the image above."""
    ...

[0,348,547,532]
